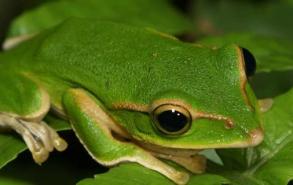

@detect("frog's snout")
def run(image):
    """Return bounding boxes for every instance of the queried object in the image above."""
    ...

[249,127,264,146]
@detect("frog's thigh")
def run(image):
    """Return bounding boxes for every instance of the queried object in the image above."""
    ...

[0,73,67,164]
[63,88,189,185]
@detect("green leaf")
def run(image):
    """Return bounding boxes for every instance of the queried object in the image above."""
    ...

[0,134,26,169]
[77,163,231,185]
[8,0,192,38]
[252,88,293,184]
[188,174,230,185]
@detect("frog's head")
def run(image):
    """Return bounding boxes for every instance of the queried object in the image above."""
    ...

[111,44,263,152]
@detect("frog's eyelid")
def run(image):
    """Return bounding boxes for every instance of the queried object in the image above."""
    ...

[150,100,234,129]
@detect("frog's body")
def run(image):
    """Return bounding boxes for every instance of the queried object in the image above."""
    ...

[0,19,263,184]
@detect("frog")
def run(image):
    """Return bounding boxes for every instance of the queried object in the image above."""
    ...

[0,18,264,185]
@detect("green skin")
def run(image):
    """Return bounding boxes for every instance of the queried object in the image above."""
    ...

[0,18,263,184]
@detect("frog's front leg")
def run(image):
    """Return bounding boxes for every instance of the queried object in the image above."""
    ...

[62,88,189,185]
[0,73,67,164]
[0,114,67,163]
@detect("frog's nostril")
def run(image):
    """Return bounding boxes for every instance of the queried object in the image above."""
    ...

[249,127,264,146]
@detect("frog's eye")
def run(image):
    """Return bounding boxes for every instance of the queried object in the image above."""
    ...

[241,47,256,77]
[152,104,192,135]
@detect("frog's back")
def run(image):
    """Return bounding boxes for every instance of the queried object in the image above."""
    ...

[1,19,242,112]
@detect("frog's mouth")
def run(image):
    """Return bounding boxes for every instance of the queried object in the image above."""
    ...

[136,141,200,157]
[129,127,264,157]
[133,139,207,174]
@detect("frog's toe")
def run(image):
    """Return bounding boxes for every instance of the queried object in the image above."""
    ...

[53,137,68,151]
[32,147,50,165]
[21,121,68,163]
[41,121,68,151]
[21,126,49,164]
[20,120,55,152]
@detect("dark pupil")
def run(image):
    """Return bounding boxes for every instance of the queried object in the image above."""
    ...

[241,47,256,77]
[157,110,187,133]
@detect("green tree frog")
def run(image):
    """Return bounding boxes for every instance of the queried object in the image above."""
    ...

[0,18,264,185]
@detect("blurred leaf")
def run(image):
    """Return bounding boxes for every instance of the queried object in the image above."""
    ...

[8,0,192,38]
[194,0,293,40]
[250,70,293,98]
[0,177,33,185]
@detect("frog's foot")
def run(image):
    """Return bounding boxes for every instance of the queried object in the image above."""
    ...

[154,153,206,174]
[133,152,190,185]
[0,113,67,164]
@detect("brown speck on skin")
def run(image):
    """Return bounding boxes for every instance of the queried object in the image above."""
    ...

[224,119,234,129]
